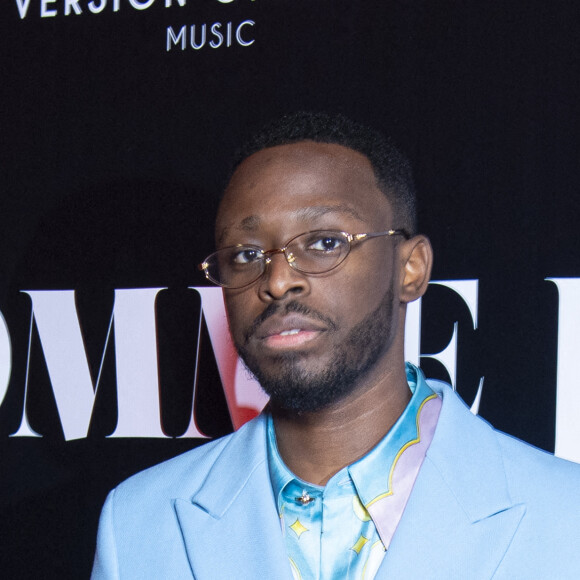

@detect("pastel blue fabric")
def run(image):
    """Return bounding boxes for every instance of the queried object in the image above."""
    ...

[267,363,438,579]
[92,378,580,579]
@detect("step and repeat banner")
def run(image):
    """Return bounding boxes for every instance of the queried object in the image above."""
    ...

[1,1,579,577]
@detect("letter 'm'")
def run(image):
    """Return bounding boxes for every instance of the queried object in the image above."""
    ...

[167,25,186,50]
[12,289,168,441]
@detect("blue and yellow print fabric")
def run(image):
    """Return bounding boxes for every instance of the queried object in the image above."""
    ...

[267,363,440,580]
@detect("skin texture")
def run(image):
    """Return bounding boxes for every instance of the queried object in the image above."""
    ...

[236,285,397,414]
[216,141,433,485]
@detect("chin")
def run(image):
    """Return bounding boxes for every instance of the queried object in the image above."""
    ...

[239,285,397,413]
[243,354,365,414]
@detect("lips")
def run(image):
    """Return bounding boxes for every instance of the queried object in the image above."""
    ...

[254,314,328,350]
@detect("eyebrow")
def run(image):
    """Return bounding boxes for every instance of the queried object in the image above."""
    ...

[217,204,366,245]
[292,204,366,222]
[217,216,259,245]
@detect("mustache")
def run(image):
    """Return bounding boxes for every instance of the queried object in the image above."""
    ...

[243,301,337,344]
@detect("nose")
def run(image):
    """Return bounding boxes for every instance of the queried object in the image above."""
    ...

[257,252,309,301]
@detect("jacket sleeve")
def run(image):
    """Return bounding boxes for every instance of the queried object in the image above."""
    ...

[91,489,120,580]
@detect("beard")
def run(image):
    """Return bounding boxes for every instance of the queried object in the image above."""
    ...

[236,286,396,413]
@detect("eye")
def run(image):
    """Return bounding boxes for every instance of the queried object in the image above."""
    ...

[231,247,263,265]
[307,234,346,252]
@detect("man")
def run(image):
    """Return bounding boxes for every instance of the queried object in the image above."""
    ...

[92,113,580,579]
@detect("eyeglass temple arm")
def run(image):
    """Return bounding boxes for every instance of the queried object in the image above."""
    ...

[353,229,409,242]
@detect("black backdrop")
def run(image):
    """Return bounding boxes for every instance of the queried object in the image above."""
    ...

[1,1,579,577]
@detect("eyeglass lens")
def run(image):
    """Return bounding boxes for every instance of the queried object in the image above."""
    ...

[204,230,352,288]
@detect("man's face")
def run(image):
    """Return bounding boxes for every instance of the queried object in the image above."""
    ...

[216,141,405,412]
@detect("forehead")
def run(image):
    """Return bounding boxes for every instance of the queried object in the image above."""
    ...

[216,141,392,244]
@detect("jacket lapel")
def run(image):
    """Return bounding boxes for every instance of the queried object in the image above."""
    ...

[375,381,525,579]
[174,416,294,580]
[173,382,526,579]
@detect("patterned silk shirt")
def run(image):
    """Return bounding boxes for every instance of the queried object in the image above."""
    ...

[267,363,442,580]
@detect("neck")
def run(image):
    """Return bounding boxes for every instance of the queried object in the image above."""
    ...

[270,361,411,486]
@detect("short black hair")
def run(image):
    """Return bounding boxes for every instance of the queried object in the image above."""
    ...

[230,112,417,235]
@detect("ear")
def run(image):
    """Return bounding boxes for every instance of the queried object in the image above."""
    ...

[398,235,433,303]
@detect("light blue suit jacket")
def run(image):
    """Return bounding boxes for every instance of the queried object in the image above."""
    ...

[92,381,580,579]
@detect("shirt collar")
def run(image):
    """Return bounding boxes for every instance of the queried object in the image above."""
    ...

[267,413,306,509]
[348,363,435,507]
[267,363,436,510]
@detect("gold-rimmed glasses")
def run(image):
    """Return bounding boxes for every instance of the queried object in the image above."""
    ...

[198,229,408,289]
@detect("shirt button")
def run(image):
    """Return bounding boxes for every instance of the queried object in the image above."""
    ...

[295,490,316,505]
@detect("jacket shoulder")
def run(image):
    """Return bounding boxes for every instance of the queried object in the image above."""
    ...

[92,416,269,578]
[430,378,580,508]
[114,413,266,502]
[494,427,580,499]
